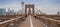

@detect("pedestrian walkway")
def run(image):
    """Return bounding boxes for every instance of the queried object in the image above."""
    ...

[18,15,46,27]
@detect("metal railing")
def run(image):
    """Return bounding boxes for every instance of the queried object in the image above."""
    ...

[0,16,25,27]
[36,16,60,27]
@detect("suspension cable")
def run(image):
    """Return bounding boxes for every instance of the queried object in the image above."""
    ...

[35,7,43,14]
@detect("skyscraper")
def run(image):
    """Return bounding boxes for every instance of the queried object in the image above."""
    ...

[0,8,5,16]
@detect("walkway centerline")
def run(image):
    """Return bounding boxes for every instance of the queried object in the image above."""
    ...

[30,15,34,27]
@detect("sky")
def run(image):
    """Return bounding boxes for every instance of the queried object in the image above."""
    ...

[0,0,60,14]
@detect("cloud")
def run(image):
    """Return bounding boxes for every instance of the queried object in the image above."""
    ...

[35,0,59,14]
[0,0,21,12]
[0,0,60,14]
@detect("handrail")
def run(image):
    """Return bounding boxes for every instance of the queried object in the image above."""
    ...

[37,16,60,23]
[0,16,23,24]
[36,16,60,27]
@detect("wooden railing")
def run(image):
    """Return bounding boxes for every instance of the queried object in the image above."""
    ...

[36,16,60,27]
[0,16,25,27]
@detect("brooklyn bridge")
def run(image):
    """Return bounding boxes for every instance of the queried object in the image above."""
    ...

[0,2,60,27]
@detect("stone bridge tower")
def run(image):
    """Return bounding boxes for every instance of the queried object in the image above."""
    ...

[25,4,34,16]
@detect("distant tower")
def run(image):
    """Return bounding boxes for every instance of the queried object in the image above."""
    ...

[21,1,24,14]
[57,8,60,16]
[57,11,59,16]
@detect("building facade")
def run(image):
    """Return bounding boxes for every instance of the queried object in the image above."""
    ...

[0,9,5,16]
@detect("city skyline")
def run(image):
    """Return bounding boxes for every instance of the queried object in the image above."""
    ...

[0,0,60,14]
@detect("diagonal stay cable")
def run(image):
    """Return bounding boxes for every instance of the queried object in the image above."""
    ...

[34,7,43,14]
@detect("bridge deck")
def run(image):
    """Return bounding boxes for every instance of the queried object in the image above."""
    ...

[18,15,46,27]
